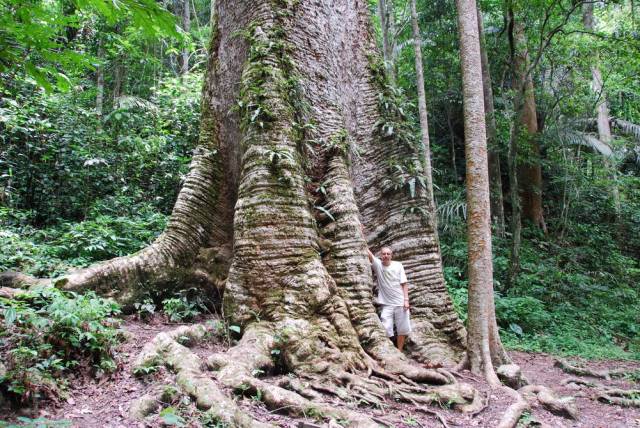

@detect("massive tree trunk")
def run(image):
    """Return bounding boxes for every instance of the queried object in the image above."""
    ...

[3,1,479,420]
[456,0,509,383]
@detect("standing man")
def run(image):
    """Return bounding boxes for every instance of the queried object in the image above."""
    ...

[361,227,412,350]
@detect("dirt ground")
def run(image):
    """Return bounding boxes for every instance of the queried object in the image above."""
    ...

[2,315,639,427]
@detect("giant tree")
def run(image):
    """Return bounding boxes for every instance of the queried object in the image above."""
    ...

[2,0,480,422]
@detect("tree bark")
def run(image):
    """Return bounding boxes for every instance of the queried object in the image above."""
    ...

[112,56,124,109]
[455,0,509,383]
[96,41,104,118]
[477,6,505,237]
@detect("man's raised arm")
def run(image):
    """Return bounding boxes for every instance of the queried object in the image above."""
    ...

[360,224,375,263]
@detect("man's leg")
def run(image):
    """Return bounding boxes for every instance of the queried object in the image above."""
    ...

[379,305,395,339]
[394,306,412,351]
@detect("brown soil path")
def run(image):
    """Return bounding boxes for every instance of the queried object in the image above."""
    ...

[2,317,639,427]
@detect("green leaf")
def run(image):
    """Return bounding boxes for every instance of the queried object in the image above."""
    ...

[509,323,524,336]
[3,307,17,326]
[314,205,335,222]
[228,325,241,334]
[159,407,185,426]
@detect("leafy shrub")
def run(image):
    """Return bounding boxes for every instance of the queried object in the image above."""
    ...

[162,289,205,323]
[0,205,167,277]
[495,296,551,334]
[134,298,157,321]
[0,288,123,403]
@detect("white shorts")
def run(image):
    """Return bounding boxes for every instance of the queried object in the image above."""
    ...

[380,305,412,337]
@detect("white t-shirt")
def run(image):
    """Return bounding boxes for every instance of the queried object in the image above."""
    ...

[371,257,407,306]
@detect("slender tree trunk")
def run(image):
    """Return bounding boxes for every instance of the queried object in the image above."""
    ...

[112,57,124,109]
[477,6,505,237]
[506,8,523,285]
[181,0,191,75]
[377,0,397,83]
[583,3,621,220]
[446,99,459,182]
[96,42,105,119]
[456,0,508,383]
[409,0,435,206]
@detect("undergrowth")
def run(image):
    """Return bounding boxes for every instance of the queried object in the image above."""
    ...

[442,221,640,360]
[0,204,167,277]
[0,288,123,404]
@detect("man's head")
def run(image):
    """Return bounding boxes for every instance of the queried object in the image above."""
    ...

[380,247,393,266]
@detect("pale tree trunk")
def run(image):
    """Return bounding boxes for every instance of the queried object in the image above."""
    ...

[180,0,191,75]
[512,17,546,232]
[377,0,397,83]
[446,99,459,181]
[409,0,435,205]
[112,56,124,109]
[477,6,505,237]
[96,41,105,119]
[456,0,509,383]
[583,3,621,219]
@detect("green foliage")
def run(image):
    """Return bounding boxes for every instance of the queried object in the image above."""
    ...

[0,287,122,402]
[0,205,167,277]
[162,289,206,322]
[442,218,640,360]
[0,417,71,428]
[1,73,201,224]
[133,298,157,321]
[0,0,180,91]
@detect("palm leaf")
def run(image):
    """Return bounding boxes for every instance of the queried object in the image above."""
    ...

[559,131,613,158]
[612,119,640,141]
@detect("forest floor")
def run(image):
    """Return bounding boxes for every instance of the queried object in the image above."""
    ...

[2,315,639,428]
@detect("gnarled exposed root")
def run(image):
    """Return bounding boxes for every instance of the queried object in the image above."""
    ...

[132,324,265,427]
[207,323,380,426]
[497,387,530,428]
[554,358,613,380]
[498,383,578,428]
[560,377,640,408]
[520,385,578,419]
[556,358,640,381]
[0,285,27,299]
[0,271,49,289]
[597,388,640,407]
